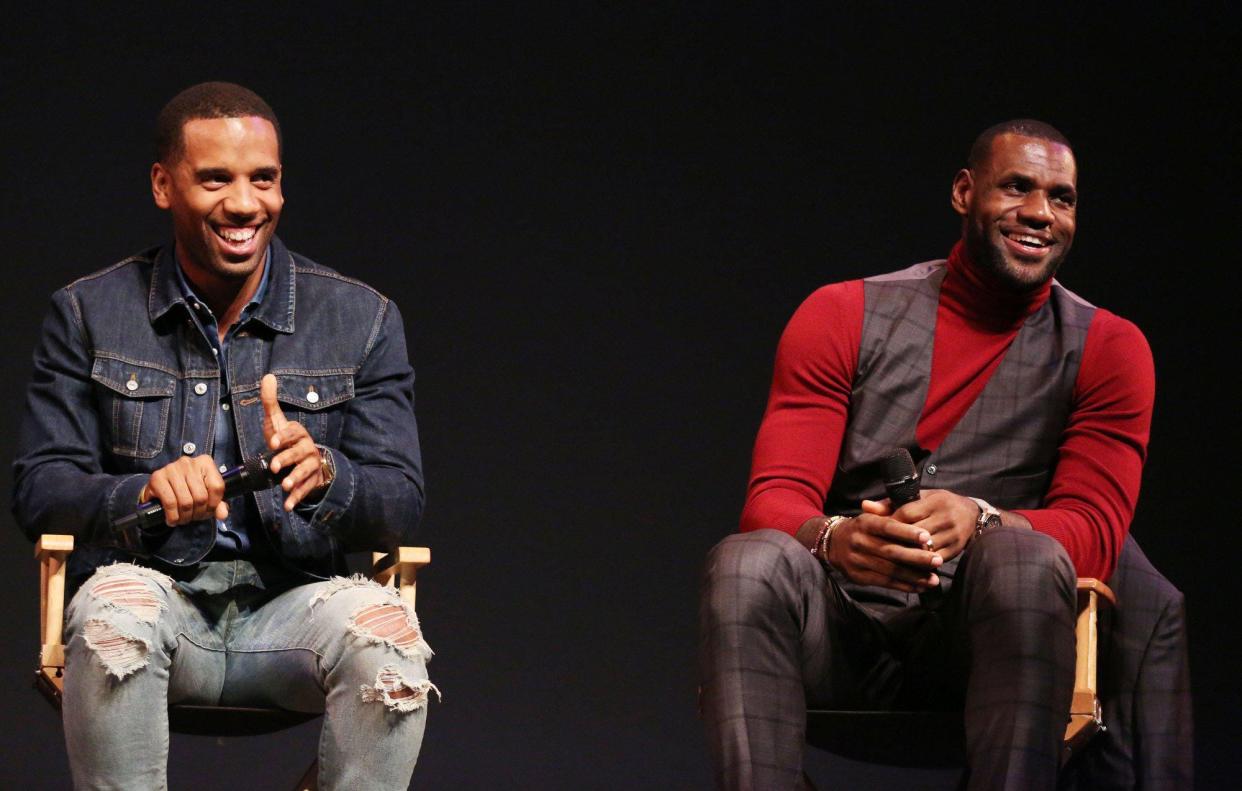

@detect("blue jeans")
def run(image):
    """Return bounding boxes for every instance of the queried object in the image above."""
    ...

[63,562,435,790]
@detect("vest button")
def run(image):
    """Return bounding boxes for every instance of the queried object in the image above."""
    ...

[926,464,938,475]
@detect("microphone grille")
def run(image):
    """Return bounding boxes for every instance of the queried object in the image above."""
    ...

[243,453,272,482]
[882,448,916,483]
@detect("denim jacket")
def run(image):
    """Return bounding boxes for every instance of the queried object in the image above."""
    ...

[12,236,424,589]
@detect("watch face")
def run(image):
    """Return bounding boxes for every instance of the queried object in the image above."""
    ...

[984,514,1002,530]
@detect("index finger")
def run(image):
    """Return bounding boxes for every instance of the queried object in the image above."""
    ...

[260,373,288,437]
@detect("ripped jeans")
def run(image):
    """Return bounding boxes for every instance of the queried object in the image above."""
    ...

[63,562,436,791]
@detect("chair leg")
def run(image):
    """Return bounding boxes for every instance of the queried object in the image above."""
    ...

[294,758,318,791]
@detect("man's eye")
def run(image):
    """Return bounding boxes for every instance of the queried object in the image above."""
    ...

[1003,182,1026,194]
[1054,194,1076,208]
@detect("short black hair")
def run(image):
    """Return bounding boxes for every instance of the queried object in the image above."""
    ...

[154,81,281,164]
[967,119,1072,170]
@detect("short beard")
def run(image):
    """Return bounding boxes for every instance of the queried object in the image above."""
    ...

[967,226,1068,293]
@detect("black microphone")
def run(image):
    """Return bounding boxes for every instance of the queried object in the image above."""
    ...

[882,448,921,508]
[883,447,936,562]
[111,450,288,546]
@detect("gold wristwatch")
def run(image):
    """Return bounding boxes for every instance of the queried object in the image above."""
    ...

[315,444,336,489]
[969,497,1002,538]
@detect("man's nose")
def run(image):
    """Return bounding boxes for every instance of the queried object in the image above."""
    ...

[1017,191,1054,225]
[223,181,261,216]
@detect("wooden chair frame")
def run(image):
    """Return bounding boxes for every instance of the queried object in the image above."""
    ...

[35,535,430,790]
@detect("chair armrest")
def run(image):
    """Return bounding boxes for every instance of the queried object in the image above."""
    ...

[371,547,431,608]
[1073,577,1115,702]
[1064,576,1116,759]
[36,535,75,699]
[1076,577,1116,607]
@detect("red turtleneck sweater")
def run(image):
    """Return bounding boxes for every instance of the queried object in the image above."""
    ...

[740,243,1154,580]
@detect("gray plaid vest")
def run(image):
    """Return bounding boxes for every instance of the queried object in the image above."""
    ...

[824,259,1097,513]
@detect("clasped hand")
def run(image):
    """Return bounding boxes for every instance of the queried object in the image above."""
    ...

[825,489,980,593]
[140,374,327,526]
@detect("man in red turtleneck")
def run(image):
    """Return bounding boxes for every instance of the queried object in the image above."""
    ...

[700,121,1190,789]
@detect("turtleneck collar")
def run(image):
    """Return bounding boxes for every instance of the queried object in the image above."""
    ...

[941,239,1052,330]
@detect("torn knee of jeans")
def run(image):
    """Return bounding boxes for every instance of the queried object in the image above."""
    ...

[359,665,439,712]
[307,574,384,611]
[83,619,149,680]
[87,576,165,624]
[94,562,174,588]
[348,602,432,660]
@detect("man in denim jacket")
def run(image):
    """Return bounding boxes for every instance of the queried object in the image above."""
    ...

[12,82,433,790]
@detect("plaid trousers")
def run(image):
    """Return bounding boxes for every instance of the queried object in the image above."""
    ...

[699,527,1079,790]
[1060,535,1193,790]
[699,529,1192,790]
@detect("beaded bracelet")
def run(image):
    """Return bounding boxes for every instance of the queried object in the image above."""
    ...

[813,515,849,562]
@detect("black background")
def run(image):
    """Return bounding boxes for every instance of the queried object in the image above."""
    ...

[1,4,1236,789]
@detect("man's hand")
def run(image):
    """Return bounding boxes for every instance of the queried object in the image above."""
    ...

[141,455,229,527]
[261,373,327,511]
[888,489,981,563]
[825,500,943,593]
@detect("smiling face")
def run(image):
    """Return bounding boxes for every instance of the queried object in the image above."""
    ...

[951,133,1078,292]
[151,116,283,290]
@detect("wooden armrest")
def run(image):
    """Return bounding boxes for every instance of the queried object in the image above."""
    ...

[371,546,431,608]
[1064,576,1116,760]
[36,535,75,699]
[1076,577,1116,607]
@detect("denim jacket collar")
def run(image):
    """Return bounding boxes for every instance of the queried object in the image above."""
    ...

[147,235,296,334]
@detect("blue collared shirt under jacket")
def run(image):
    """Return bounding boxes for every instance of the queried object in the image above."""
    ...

[173,246,270,554]
[12,236,424,592]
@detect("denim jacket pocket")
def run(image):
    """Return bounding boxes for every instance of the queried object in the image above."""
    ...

[91,356,177,459]
[273,371,355,444]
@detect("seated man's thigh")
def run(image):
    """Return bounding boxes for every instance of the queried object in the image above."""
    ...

[65,563,199,683]
[220,577,435,714]
[1068,535,1193,790]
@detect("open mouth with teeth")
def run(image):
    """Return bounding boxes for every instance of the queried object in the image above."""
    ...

[211,224,263,257]
[1002,230,1053,257]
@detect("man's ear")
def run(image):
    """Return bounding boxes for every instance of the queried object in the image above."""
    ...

[151,162,172,210]
[950,168,973,217]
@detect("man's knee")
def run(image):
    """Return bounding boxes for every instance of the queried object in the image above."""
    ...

[66,563,175,680]
[705,529,815,579]
[701,529,820,621]
[308,576,438,713]
[962,527,1076,609]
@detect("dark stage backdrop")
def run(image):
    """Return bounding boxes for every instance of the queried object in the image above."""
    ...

[2,5,1236,789]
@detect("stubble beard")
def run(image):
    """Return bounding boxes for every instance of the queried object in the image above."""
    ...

[187,221,271,283]
[969,224,1069,294]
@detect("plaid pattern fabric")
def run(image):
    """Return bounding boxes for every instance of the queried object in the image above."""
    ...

[827,260,1095,513]
[702,262,1192,787]
[700,528,1078,790]
[1061,535,1194,790]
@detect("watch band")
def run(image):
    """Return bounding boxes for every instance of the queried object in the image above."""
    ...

[315,445,336,489]
[968,497,1002,538]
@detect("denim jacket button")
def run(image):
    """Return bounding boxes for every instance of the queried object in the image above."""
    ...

[194,382,207,395]
[182,442,197,455]
[306,390,319,404]
[125,379,138,391]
